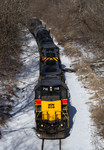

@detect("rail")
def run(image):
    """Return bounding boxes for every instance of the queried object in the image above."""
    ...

[41,139,61,150]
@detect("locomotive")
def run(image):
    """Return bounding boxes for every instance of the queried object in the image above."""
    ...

[30,21,70,139]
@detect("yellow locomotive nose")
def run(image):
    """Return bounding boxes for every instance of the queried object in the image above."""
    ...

[42,100,61,121]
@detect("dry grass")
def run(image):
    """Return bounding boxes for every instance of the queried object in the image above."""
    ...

[64,43,81,57]
[91,102,104,137]
[0,0,31,77]
[0,0,20,77]
[73,57,104,140]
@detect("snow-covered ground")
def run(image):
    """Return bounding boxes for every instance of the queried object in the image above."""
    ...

[61,55,93,150]
[0,29,94,150]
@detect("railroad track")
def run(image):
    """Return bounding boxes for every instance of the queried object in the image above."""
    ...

[41,139,44,150]
[41,139,61,150]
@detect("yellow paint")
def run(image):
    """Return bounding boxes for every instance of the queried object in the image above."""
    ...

[44,57,59,62]
[45,57,49,62]
[53,58,57,61]
[42,100,61,121]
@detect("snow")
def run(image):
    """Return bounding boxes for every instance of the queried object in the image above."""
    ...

[72,42,95,60]
[0,29,94,150]
[0,29,40,150]
[60,55,93,150]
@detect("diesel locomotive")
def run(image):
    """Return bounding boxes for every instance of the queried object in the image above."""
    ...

[30,21,70,139]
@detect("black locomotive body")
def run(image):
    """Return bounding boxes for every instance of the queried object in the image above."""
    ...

[31,22,70,139]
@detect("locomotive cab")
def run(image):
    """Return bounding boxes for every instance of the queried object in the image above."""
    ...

[35,80,69,139]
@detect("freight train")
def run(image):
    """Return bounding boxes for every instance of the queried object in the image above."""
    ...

[30,21,70,139]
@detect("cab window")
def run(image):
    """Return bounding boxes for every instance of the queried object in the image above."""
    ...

[42,86,49,96]
[42,86,60,96]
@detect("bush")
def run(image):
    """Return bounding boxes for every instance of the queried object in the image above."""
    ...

[0,0,29,77]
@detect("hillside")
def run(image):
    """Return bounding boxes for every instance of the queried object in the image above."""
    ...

[0,0,104,149]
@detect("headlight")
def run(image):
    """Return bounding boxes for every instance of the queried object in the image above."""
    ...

[61,124,63,127]
[41,124,43,127]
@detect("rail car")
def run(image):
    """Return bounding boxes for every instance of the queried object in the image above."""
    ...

[30,21,70,139]
[32,24,60,63]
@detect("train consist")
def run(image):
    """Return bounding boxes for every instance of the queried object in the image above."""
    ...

[31,21,70,139]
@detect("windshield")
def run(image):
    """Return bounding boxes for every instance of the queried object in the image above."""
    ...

[42,86,60,97]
